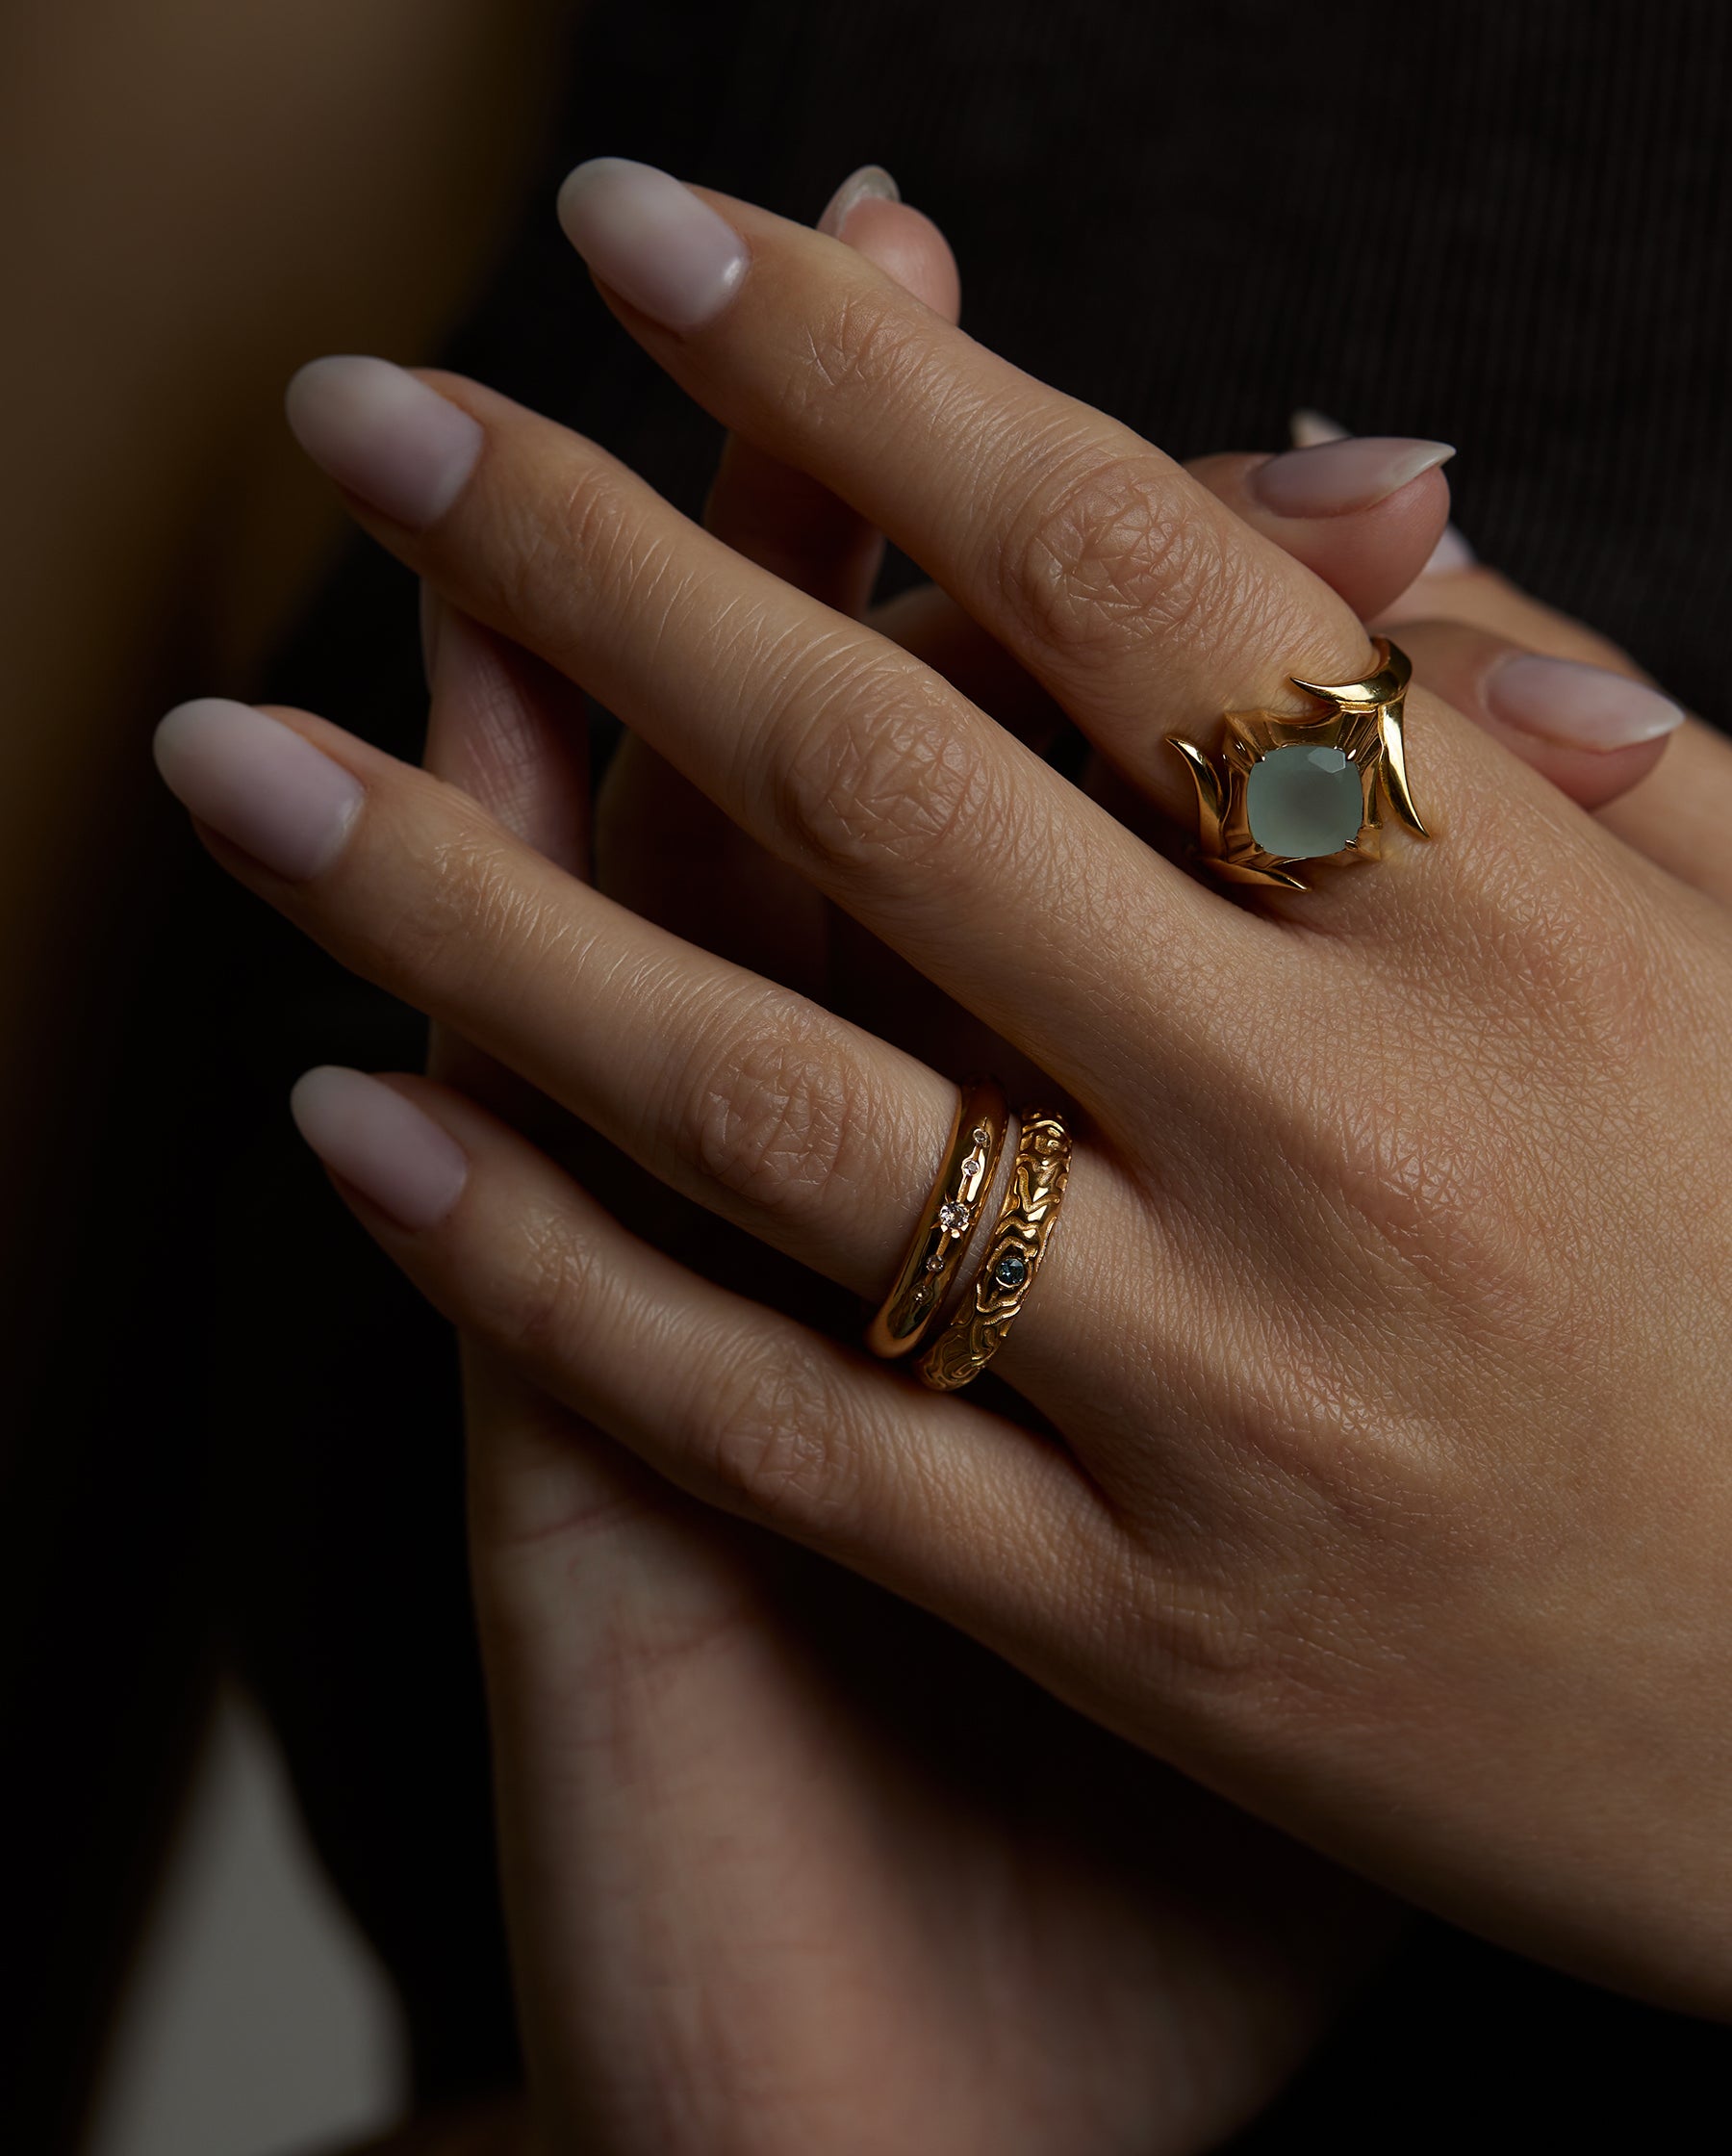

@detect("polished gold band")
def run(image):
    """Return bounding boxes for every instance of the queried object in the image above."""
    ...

[866,1079,1009,1359]
[1164,636,1430,890]
[918,1108,1072,1392]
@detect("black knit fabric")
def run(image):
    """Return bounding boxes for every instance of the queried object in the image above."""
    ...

[211,0,1732,2140]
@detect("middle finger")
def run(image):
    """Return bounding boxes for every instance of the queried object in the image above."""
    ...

[282,357,1269,1116]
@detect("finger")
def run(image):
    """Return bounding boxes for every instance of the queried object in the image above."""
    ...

[420,588,592,1130]
[421,589,589,873]
[151,694,1146,1385]
[1593,719,1732,904]
[549,164,1622,944]
[287,1065,1098,1642]
[702,170,959,609]
[1381,619,1685,813]
[600,175,962,991]
[1371,568,1732,897]
[552,165,1394,824]
[1185,442,1455,624]
[281,361,1246,1098]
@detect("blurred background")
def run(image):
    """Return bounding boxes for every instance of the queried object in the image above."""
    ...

[5,2,1730,2149]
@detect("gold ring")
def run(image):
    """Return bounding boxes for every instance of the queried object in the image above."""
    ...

[866,1079,1008,1359]
[918,1109,1072,1392]
[1164,637,1430,890]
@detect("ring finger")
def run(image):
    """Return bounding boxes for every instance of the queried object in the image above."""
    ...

[150,693,1149,1390]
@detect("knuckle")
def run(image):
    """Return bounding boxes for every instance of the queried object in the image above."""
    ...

[363,808,572,1008]
[771,661,998,884]
[472,1198,599,1370]
[996,449,1244,663]
[361,811,516,981]
[499,449,679,633]
[691,1328,858,1540]
[681,997,876,1229]
[782,283,927,424]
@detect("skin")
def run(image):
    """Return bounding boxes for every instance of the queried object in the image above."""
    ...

[167,185,1728,2145]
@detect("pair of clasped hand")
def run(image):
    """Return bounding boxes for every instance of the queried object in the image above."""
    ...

[152,163,1732,2149]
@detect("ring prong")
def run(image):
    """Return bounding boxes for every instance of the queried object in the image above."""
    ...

[1378,703,1430,837]
[1166,734,1226,851]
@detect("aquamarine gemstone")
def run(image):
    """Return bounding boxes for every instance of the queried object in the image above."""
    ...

[1245,744,1363,859]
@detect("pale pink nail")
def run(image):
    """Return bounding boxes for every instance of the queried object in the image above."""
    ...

[291,1067,470,1230]
[153,698,363,880]
[1486,655,1685,752]
[556,158,749,330]
[1250,436,1456,517]
[286,355,484,528]
[817,164,900,238]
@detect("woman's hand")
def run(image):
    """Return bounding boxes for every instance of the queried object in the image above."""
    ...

[398,182,1395,2155]
[155,166,1730,2019]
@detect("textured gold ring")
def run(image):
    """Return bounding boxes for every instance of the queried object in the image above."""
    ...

[866,1079,1008,1359]
[918,1109,1072,1392]
[1165,637,1430,890]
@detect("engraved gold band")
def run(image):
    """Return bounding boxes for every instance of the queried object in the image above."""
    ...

[918,1108,1073,1392]
[866,1079,1009,1359]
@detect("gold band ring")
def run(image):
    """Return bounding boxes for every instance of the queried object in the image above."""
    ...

[1165,637,1430,889]
[918,1108,1073,1392]
[866,1079,1009,1359]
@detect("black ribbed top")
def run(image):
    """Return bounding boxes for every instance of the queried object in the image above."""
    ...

[398,0,1732,728]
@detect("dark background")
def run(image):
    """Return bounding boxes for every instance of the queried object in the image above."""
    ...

[9,2,1729,2145]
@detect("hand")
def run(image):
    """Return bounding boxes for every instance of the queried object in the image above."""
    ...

[154,165,1727,2022]
[405,183,1396,2155]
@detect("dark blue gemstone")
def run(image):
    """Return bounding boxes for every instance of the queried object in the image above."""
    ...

[992,1252,1029,1291]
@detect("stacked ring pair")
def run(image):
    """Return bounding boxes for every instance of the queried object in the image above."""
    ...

[867,1080,1073,1390]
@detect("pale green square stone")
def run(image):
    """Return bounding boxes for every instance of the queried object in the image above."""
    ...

[1245,745,1363,859]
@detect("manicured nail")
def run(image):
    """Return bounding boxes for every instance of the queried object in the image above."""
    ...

[817,164,900,238]
[1250,436,1455,517]
[285,355,484,528]
[556,157,749,330]
[153,699,363,880]
[1485,654,1685,752]
[290,1066,469,1231]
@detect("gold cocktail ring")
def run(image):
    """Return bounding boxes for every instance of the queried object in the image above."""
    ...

[1165,637,1430,889]
[867,1079,1009,1358]
[918,1109,1072,1392]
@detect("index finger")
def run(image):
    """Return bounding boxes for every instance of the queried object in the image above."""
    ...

[558,160,1375,813]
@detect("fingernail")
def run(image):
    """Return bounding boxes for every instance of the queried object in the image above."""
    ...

[1250,436,1456,517]
[1485,654,1685,751]
[290,1066,469,1231]
[817,164,900,239]
[556,157,749,330]
[285,355,484,528]
[153,699,363,880]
